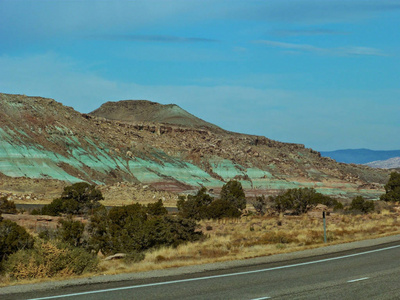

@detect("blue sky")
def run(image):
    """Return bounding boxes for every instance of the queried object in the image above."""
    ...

[0,0,399,151]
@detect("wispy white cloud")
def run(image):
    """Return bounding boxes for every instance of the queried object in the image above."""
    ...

[254,40,387,57]
[88,34,219,43]
[272,29,348,36]
[340,46,387,56]
[256,40,322,52]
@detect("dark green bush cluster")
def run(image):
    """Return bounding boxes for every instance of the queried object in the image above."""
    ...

[220,181,246,210]
[88,200,203,256]
[381,172,400,202]
[177,181,246,220]
[0,219,34,262]
[271,188,343,215]
[349,196,374,214]
[0,196,17,214]
[2,197,202,280]
[41,182,104,216]
[57,217,85,247]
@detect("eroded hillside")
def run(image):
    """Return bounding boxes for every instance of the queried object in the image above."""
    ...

[0,93,390,200]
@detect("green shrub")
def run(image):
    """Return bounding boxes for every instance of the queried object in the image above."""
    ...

[177,187,213,220]
[350,196,375,214]
[0,219,34,261]
[252,195,268,216]
[88,201,203,255]
[220,180,246,210]
[178,181,246,220]
[4,240,98,279]
[41,198,64,216]
[30,208,42,215]
[272,188,317,214]
[271,188,343,215]
[314,194,343,210]
[381,172,400,202]
[86,207,113,255]
[38,228,57,241]
[41,183,104,216]
[207,199,242,219]
[57,217,85,247]
[146,199,168,217]
[145,215,203,248]
[0,196,17,214]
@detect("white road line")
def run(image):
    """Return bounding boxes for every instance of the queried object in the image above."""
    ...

[250,297,271,300]
[28,244,400,300]
[347,277,369,283]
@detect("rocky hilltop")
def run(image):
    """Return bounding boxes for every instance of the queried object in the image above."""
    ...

[90,100,222,131]
[0,93,390,200]
[366,157,400,169]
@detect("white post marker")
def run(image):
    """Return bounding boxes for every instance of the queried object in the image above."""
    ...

[323,211,327,243]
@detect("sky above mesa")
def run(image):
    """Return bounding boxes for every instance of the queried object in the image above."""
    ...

[0,0,399,151]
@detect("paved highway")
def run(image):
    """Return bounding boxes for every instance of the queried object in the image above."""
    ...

[3,240,400,300]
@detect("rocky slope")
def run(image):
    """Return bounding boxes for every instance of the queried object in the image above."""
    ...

[365,157,400,169]
[0,93,390,201]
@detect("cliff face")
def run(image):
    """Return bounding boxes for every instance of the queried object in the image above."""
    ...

[0,93,389,199]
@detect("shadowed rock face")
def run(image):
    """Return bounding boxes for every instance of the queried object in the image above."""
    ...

[0,93,390,199]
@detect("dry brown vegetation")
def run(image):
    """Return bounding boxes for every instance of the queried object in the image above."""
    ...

[2,201,400,286]
[96,203,400,275]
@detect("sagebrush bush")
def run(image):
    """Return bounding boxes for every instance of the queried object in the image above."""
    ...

[0,196,17,214]
[4,240,98,279]
[0,219,34,261]
[57,217,85,247]
[350,196,375,214]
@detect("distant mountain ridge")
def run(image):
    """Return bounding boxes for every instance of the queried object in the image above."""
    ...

[320,149,400,164]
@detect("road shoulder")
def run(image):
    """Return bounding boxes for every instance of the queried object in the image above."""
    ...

[1,234,399,296]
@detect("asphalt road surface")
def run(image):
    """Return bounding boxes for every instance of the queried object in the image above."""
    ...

[3,239,400,300]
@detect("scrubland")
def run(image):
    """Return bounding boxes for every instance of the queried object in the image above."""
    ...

[2,178,400,286]
[2,204,400,286]
[97,203,400,275]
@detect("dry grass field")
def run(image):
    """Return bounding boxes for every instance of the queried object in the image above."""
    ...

[2,202,400,286]
[97,203,400,275]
